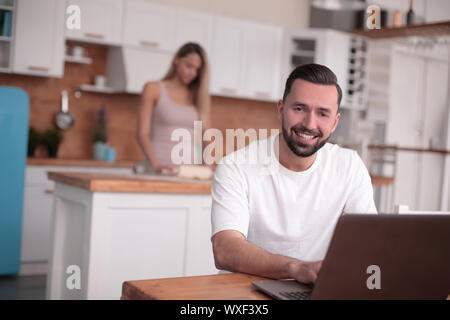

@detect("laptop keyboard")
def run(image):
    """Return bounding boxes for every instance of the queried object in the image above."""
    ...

[279,291,311,300]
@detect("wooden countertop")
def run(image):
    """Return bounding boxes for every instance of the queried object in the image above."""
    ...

[28,157,137,168]
[368,145,450,155]
[121,273,270,300]
[370,175,395,186]
[47,171,211,194]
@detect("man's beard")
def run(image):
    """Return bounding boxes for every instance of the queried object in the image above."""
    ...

[282,120,329,158]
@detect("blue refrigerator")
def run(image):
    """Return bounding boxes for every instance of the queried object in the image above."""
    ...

[0,86,29,275]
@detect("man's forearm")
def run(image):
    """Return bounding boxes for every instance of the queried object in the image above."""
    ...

[212,234,299,279]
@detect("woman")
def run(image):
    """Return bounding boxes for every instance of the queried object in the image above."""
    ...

[137,42,211,174]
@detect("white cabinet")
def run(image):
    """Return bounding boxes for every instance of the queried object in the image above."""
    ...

[122,0,176,51]
[108,1,284,102]
[242,21,283,101]
[115,1,215,94]
[21,165,133,274]
[46,183,218,299]
[22,182,54,263]
[65,0,124,45]
[122,1,213,54]
[210,15,246,97]
[210,17,283,102]
[173,8,213,54]
[12,0,65,77]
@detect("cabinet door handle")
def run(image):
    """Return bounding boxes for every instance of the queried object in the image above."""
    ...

[85,32,105,39]
[44,189,54,194]
[28,65,50,72]
[220,87,238,94]
[140,40,159,48]
[254,91,271,99]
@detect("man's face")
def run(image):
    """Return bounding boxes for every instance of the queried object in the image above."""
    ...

[277,79,341,158]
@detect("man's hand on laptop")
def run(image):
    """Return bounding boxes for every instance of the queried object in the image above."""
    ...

[288,260,323,284]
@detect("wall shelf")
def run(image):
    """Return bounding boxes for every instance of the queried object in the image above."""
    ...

[78,84,119,94]
[64,55,92,64]
[348,21,450,39]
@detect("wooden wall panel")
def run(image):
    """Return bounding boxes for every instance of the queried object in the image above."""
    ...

[0,41,281,161]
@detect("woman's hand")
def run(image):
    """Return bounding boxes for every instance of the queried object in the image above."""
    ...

[153,164,179,176]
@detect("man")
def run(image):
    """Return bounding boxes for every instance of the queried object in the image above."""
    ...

[211,63,377,284]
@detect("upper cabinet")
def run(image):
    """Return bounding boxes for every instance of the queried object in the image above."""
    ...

[210,17,283,102]
[242,22,283,101]
[173,8,213,54]
[210,15,246,98]
[122,0,175,51]
[13,0,65,77]
[8,0,286,102]
[65,0,123,45]
[122,1,212,54]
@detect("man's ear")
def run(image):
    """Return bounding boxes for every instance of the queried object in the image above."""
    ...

[277,100,284,122]
[331,112,341,133]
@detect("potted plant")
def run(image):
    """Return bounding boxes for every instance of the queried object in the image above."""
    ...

[28,126,41,157]
[93,104,108,160]
[43,129,63,158]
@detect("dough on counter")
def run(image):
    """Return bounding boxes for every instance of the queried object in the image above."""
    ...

[177,165,213,180]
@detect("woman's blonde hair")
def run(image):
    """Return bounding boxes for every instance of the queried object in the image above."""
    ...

[163,42,211,128]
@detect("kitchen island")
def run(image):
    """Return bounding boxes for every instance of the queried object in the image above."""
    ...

[46,172,217,300]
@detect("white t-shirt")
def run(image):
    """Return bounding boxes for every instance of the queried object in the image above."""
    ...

[211,134,377,261]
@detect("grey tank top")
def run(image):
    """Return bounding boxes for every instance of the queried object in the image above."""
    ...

[150,81,199,166]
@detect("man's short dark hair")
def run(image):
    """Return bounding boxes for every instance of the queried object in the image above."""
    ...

[282,63,342,109]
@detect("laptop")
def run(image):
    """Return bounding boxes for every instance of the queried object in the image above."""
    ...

[252,214,450,300]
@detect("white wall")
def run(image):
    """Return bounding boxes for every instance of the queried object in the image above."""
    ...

[146,0,311,28]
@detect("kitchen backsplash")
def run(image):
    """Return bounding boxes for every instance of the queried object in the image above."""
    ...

[0,41,280,161]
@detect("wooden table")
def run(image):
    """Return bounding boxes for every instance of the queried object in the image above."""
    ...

[122,273,450,300]
[121,273,271,300]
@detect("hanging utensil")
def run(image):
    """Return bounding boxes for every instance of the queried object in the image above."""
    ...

[55,90,75,130]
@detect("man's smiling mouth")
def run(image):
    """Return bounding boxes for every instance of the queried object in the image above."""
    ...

[292,128,320,142]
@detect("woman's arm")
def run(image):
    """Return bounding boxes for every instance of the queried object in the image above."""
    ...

[136,82,165,169]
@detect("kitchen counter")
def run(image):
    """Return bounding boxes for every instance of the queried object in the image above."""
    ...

[46,171,216,299]
[27,157,137,168]
[47,171,211,194]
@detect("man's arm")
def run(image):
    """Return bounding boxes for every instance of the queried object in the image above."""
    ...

[212,230,322,284]
[343,151,378,214]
